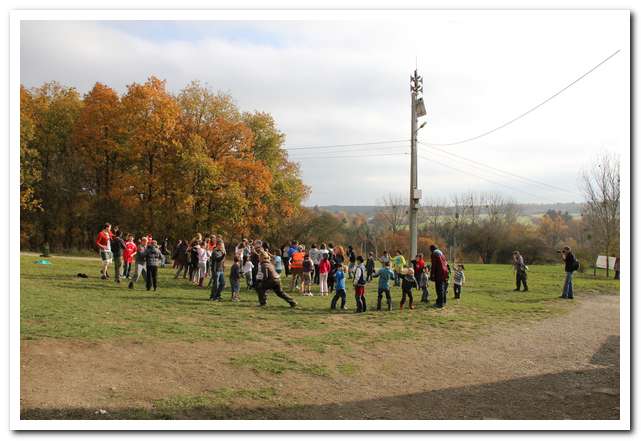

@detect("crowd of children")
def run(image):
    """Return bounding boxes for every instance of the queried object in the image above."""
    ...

[96,224,468,311]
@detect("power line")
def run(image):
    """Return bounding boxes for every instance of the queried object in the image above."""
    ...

[417,141,581,196]
[417,154,548,200]
[284,139,410,151]
[422,49,621,147]
[288,144,409,157]
[291,152,409,161]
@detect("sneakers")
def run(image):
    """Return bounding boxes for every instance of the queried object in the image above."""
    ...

[409,305,415,310]
[289,301,298,308]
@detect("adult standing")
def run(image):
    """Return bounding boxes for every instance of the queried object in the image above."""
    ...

[512,251,529,292]
[347,246,356,279]
[95,223,113,279]
[560,246,577,299]
[614,257,620,280]
[173,239,189,279]
[289,245,305,292]
[111,229,126,284]
[429,244,449,308]
[281,243,291,277]
[209,239,226,301]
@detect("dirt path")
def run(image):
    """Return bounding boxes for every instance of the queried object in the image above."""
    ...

[21,294,620,419]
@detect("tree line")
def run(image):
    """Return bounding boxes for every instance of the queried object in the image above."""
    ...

[20,77,309,251]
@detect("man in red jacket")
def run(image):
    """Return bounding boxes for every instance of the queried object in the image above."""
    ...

[429,244,449,308]
[96,223,113,279]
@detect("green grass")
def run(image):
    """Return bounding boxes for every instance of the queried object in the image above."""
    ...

[20,254,619,347]
[229,351,330,377]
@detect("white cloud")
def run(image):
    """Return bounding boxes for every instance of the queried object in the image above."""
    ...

[20,12,629,205]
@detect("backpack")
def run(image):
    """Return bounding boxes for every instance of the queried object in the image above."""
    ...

[572,259,580,272]
[356,266,367,287]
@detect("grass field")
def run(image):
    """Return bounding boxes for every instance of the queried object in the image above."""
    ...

[20,254,619,419]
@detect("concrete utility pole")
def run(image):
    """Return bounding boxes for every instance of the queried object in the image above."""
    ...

[409,69,425,258]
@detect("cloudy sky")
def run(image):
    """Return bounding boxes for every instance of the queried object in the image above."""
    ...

[20,11,629,206]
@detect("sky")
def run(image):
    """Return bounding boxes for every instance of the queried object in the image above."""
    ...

[19,11,629,206]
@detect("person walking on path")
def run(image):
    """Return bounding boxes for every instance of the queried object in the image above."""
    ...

[560,246,578,299]
[429,244,449,308]
[512,251,529,292]
[254,251,297,308]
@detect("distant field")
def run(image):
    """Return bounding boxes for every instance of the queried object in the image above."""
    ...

[20,254,618,419]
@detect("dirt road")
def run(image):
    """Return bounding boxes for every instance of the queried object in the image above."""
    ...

[21,293,620,419]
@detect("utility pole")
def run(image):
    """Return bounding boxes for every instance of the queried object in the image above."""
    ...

[409,69,425,258]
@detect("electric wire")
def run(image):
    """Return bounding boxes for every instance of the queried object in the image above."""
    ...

[421,49,621,147]
[417,154,548,200]
[417,141,582,196]
[284,139,410,151]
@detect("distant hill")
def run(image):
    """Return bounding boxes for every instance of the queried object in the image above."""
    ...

[310,202,584,218]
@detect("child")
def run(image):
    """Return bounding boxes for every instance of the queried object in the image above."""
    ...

[327,261,336,293]
[274,250,283,276]
[302,253,314,296]
[366,252,375,282]
[242,255,254,289]
[373,261,395,311]
[453,264,465,300]
[123,235,136,279]
[230,256,241,302]
[420,265,430,303]
[318,254,331,296]
[400,268,418,310]
[330,264,347,310]
[144,239,163,292]
[444,263,451,303]
[353,256,367,313]
[128,237,148,289]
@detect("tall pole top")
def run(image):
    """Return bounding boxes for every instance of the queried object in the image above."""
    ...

[410,69,423,94]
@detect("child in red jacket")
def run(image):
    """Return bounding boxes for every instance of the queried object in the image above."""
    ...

[123,235,137,279]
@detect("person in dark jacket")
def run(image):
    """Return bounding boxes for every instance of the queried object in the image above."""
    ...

[173,240,189,279]
[255,251,297,308]
[209,239,226,301]
[144,240,163,292]
[561,246,577,299]
[429,244,449,308]
[400,268,418,310]
[110,229,126,283]
[512,250,528,291]
[230,256,241,302]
